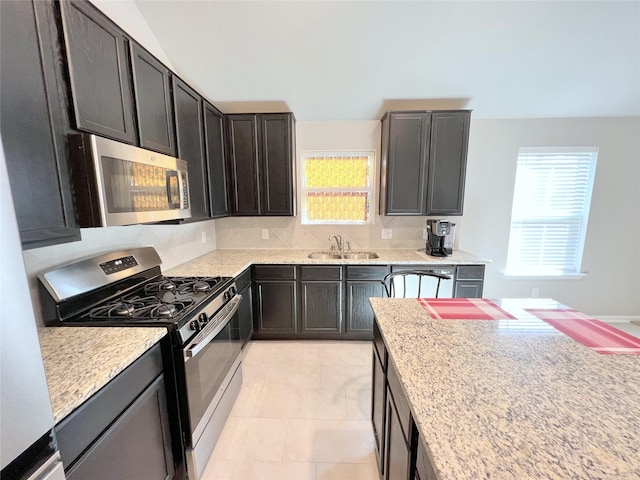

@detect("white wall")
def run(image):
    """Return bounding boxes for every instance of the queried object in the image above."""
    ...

[463,117,640,317]
[216,117,640,317]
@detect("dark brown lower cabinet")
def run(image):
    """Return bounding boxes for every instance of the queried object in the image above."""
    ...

[415,438,438,480]
[372,348,386,474]
[56,343,177,480]
[299,266,343,334]
[385,389,412,480]
[66,376,173,480]
[235,269,254,347]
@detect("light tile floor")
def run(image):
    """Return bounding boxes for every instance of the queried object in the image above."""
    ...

[200,341,378,480]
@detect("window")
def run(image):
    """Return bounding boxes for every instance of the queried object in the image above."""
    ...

[300,151,375,224]
[505,147,598,277]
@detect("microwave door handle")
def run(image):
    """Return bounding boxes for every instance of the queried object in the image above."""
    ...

[166,170,179,209]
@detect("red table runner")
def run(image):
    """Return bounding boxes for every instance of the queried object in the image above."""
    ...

[525,308,640,355]
[418,298,516,320]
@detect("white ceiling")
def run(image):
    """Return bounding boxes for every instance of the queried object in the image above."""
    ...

[134,0,640,121]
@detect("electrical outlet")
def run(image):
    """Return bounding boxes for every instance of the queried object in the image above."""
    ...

[531,287,540,298]
[201,232,207,244]
[422,228,428,240]
[381,228,392,240]
[261,229,269,240]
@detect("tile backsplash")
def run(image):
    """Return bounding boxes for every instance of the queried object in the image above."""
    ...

[214,216,462,251]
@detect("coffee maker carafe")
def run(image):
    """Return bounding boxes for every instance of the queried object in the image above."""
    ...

[426,220,454,257]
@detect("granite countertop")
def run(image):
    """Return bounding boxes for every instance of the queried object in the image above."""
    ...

[166,248,489,278]
[369,298,640,479]
[38,326,167,423]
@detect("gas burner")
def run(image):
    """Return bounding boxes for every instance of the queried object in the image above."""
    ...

[90,302,137,318]
[144,279,177,294]
[192,281,210,292]
[171,277,223,294]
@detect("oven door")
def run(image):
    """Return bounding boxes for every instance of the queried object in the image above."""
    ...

[182,295,243,443]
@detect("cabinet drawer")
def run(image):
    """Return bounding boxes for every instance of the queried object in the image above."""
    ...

[235,267,251,291]
[254,265,296,280]
[300,265,342,281]
[456,265,484,280]
[387,360,412,443]
[346,265,389,281]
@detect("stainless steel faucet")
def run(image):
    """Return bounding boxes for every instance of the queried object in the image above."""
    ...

[329,234,343,252]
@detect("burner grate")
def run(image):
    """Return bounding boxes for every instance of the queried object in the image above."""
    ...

[87,295,195,321]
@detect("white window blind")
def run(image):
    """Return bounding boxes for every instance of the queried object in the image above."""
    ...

[505,147,598,276]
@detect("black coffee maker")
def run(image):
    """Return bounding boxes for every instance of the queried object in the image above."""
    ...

[426,220,454,257]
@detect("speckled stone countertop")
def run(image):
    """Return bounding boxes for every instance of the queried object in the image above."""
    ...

[38,326,167,423]
[166,248,488,278]
[370,298,640,480]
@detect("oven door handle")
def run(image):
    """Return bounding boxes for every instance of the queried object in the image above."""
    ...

[183,294,242,362]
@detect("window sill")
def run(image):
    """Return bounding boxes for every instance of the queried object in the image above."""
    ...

[503,273,587,280]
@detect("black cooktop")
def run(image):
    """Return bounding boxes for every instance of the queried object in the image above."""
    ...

[75,276,230,326]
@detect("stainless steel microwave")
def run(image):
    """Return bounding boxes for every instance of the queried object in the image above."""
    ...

[68,134,191,227]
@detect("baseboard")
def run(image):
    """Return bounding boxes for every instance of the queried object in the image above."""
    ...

[596,315,640,324]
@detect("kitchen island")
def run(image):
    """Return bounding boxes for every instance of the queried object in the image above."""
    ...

[370,298,640,479]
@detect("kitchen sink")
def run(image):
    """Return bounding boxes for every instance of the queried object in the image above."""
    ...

[308,252,342,259]
[307,251,379,259]
[341,252,379,259]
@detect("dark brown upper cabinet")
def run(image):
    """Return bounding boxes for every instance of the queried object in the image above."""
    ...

[130,42,175,156]
[172,77,209,221]
[380,110,470,216]
[60,0,136,144]
[1,0,80,250]
[226,113,295,216]
[203,101,229,218]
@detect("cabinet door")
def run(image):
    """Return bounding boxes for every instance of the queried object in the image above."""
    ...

[299,281,343,333]
[203,102,229,218]
[385,390,411,480]
[454,281,483,298]
[130,42,175,156]
[238,283,253,347]
[226,115,260,215]
[347,282,385,335]
[372,349,386,474]
[259,114,294,216]
[382,113,430,215]
[255,281,297,333]
[60,0,135,144]
[0,0,80,249]
[425,112,470,215]
[66,375,175,480]
[173,77,209,221]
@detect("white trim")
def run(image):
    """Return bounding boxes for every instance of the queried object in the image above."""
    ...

[503,273,587,280]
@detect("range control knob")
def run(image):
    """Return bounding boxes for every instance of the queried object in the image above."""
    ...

[199,313,209,324]
[223,291,231,301]
[190,320,200,331]
[229,286,237,296]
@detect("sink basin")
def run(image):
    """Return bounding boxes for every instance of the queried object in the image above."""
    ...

[308,252,342,259]
[307,251,379,260]
[341,252,379,259]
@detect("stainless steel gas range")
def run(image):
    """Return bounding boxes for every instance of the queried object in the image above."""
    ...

[38,247,244,480]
